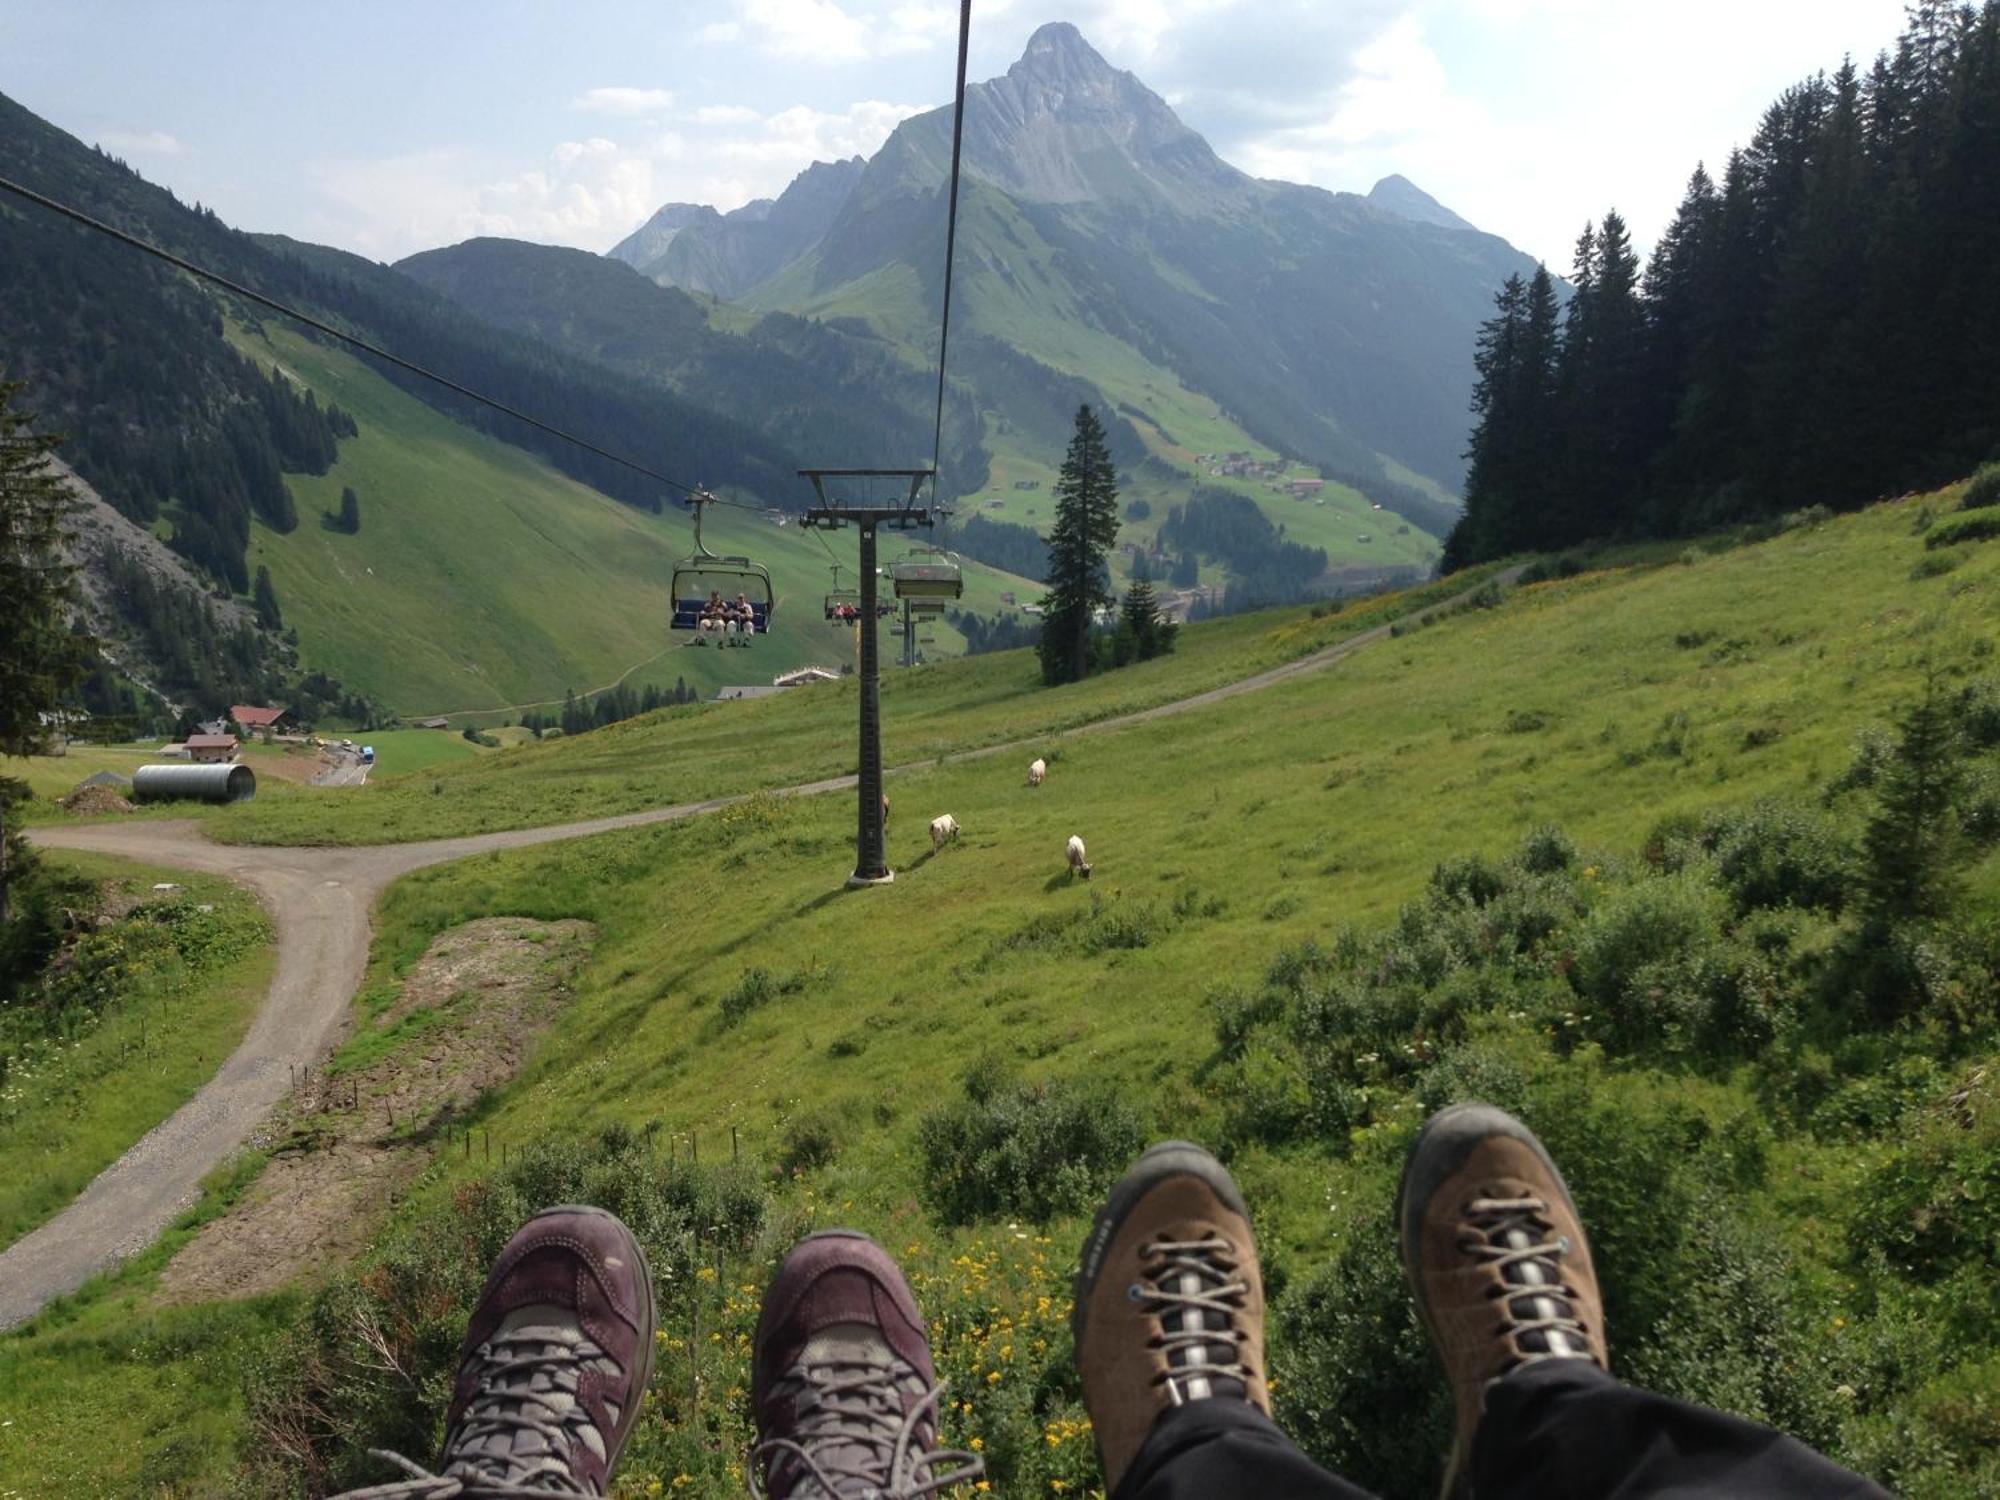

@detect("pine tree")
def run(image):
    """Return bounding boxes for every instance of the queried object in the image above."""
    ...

[253,566,283,630]
[1118,579,1177,663]
[1862,672,1965,930]
[332,486,361,534]
[0,383,91,925]
[1037,405,1120,686]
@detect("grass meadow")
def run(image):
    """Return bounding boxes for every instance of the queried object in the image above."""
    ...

[3,488,1997,1496]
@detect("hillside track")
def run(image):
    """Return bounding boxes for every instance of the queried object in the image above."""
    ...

[3,569,1509,1328]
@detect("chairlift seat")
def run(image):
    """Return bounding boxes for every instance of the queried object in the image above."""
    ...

[673,598,771,633]
[891,558,963,600]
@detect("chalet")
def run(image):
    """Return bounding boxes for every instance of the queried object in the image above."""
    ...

[413,716,451,730]
[231,705,286,735]
[186,733,241,763]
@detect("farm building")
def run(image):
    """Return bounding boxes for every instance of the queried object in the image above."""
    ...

[184,733,240,763]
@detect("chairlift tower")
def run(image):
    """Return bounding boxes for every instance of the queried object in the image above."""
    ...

[800,468,932,887]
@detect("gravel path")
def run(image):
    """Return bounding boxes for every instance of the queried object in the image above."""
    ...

[2,571,1509,1328]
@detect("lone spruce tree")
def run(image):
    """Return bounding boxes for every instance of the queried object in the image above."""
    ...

[0,382,89,924]
[1037,405,1120,686]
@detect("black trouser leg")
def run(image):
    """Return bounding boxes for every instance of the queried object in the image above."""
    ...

[1115,1400,1382,1500]
[1471,1362,1891,1500]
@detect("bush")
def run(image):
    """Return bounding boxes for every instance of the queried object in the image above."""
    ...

[1924,511,2000,549]
[1960,463,2000,510]
[779,1108,843,1174]
[1703,799,1855,914]
[1911,550,1962,580]
[917,1066,1144,1224]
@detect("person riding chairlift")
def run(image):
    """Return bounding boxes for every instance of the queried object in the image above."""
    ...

[732,591,756,636]
[699,590,727,636]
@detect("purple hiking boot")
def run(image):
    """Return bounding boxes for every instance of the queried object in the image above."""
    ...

[331,1204,657,1498]
[749,1230,983,1498]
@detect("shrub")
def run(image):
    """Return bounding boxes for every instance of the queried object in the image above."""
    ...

[1517,824,1578,874]
[917,1068,1144,1224]
[1520,554,1585,583]
[1910,550,1962,580]
[1703,799,1855,914]
[1960,463,2000,510]
[1924,511,2000,549]
[779,1108,843,1174]
[1571,872,1734,1055]
[1505,708,1551,733]
[1851,1066,2000,1291]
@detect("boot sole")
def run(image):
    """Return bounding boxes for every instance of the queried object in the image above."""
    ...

[1070,1140,1249,1352]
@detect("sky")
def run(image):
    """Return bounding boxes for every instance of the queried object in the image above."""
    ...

[1,0,1912,270]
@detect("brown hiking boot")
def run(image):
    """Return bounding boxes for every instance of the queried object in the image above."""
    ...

[1397,1104,1608,1498]
[330,1204,656,1498]
[1072,1142,1269,1495]
[749,1230,983,1498]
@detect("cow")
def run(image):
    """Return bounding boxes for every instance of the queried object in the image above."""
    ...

[1066,834,1092,880]
[1028,757,1047,787]
[930,814,961,852]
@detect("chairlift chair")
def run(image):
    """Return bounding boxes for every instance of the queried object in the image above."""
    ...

[670,489,773,643]
[890,544,963,602]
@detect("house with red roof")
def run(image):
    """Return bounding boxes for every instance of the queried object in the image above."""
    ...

[231,705,286,735]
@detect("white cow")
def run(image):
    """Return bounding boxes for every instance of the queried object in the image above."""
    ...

[1028,757,1048,787]
[1066,834,1092,880]
[930,814,961,852]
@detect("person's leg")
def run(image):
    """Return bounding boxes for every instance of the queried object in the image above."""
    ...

[1074,1141,1380,1500]
[328,1205,656,1498]
[1399,1103,1889,1500]
[1471,1360,1889,1500]
[747,1230,983,1498]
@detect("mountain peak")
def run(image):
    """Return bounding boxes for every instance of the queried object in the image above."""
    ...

[1366,174,1476,233]
[1018,20,1110,75]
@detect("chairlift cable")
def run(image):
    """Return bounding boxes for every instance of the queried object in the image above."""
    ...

[0,172,739,505]
[926,0,974,514]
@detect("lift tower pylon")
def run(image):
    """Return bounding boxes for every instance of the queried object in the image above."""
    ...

[799,469,932,887]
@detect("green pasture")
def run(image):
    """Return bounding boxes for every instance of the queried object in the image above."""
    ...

[0,854,271,1252]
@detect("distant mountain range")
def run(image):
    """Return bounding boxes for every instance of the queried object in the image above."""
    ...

[600,22,1546,504]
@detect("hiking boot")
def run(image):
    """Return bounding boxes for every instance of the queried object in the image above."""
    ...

[1072,1142,1268,1495]
[330,1204,656,1498]
[1397,1103,1608,1498]
[749,1230,982,1498]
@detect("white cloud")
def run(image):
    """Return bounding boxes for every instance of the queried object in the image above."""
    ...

[697,19,744,41]
[743,0,872,61]
[308,92,923,258]
[570,86,674,117]
[94,127,185,157]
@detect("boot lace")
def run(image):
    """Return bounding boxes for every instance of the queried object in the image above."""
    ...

[328,1324,615,1499]
[1461,1194,1595,1369]
[748,1353,983,1498]
[1132,1234,1253,1404]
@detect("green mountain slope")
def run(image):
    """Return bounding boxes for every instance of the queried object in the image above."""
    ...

[234,320,1035,714]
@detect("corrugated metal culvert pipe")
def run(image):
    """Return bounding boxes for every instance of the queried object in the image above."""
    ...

[133,763,257,803]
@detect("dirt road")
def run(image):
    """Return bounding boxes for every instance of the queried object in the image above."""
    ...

[1,572,1507,1328]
